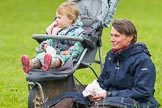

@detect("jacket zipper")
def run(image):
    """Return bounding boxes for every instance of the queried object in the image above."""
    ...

[114,59,120,87]
[115,59,120,70]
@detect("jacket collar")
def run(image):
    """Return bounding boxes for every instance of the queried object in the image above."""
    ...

[110,44,134,61]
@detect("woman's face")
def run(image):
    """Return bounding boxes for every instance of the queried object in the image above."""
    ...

[110,27,133,51]
[55,13,73,28]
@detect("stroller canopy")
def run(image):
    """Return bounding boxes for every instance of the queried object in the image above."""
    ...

[74,0,119,28]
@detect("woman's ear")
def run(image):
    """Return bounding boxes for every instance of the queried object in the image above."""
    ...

[128,36,133,42]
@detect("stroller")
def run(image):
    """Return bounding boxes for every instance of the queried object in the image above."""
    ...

[26,0,119,108]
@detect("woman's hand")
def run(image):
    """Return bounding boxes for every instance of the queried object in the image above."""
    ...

[88,93,106,102]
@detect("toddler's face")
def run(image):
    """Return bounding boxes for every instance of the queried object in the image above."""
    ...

[55,13,73,28]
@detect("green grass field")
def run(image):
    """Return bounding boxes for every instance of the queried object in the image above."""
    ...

[0,0,161,107]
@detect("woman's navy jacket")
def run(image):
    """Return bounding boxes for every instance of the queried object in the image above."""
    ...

[98,42,159,106]
[46,42,160,108]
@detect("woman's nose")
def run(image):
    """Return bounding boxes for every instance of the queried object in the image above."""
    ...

[110,36,114,42]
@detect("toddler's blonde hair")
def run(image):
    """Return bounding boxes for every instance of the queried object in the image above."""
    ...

[56,2,80,23]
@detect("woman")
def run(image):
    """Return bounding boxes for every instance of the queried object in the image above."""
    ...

[46,19,160,108]
[88,19,160,107]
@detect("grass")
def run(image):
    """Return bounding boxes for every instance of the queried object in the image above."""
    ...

[0,0,161,107]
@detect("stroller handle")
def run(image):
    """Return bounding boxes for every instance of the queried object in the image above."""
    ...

[32,34,96,49]
[32,34,84,42]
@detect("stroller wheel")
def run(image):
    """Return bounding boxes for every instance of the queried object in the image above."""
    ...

[28,86,46,108]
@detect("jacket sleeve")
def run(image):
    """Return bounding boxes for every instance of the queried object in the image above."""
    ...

[60,32,87,64]
[97,54,110,89]
[111,57,156,99]
[35,39,54,53]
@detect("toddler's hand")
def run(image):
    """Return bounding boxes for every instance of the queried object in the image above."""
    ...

[51,26,62,35]
[42,43,48,50]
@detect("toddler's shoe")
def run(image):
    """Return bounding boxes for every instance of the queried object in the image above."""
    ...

[21,55,30,73]
[42,53,52,71]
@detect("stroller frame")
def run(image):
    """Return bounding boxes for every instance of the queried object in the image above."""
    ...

[25,0,119,107]
[27,48,100,108]
[27,32,102,108]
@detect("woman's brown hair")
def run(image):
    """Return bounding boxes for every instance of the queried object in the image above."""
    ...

[112,19,137,44]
